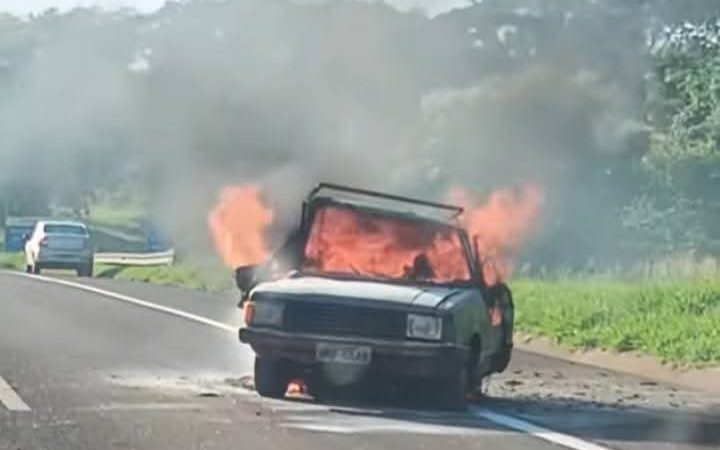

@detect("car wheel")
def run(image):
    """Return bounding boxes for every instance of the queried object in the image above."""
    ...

[254,356,288,399]
[436,366,469,410]
[77,262,93,277]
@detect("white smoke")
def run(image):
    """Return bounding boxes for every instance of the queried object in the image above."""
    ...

[1,0,712,261]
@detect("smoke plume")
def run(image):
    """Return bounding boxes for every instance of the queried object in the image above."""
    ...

[2,0,716,267]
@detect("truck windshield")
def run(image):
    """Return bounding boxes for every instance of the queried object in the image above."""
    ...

[302,205,471,284]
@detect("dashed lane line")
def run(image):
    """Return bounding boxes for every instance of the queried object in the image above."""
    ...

[0,375,31,412]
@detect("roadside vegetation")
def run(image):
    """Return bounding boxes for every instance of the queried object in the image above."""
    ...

[513,277,720,366]
[0,252,23,270]
[87,199,146,231]
[95,262,233,293]
[84,190,151,252]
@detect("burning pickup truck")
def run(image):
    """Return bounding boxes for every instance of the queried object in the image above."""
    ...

[236,183,514,408]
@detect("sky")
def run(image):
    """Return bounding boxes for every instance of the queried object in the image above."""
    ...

[0,0,474,17]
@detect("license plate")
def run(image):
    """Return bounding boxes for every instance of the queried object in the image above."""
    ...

[316,344,372,365]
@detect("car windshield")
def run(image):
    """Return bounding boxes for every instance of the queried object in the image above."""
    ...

[302,205,472,284]
[43,224,87,235]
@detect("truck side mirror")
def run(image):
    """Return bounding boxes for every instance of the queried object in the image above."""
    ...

[235,265,258,292]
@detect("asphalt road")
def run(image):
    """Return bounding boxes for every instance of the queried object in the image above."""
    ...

[0,271,717,450]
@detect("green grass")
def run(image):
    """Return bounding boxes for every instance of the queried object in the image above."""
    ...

[88,201,146,229]
[0,252,24,270]
[513,278,720,366]
[86,198,150,252]
[95,263,234,293]
[89,228,147,253]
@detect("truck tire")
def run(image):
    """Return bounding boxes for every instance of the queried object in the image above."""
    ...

[493,341,513,373]
[488,283,514,373]
[254,356,288,399]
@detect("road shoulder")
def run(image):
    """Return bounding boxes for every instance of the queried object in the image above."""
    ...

[515,333,720,393]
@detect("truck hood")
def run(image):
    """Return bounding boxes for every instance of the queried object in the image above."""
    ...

[251,276,462,308]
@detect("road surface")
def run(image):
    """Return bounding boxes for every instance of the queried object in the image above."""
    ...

[0,271,717,450]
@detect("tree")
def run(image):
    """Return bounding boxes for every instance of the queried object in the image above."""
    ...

[627,19,720,256]
[648,21,720,159]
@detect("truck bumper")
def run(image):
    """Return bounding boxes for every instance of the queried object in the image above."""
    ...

[239,327,468,378]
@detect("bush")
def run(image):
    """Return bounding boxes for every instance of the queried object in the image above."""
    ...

[513,277,720,366]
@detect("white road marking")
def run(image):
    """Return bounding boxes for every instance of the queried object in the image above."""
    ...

[0,376,31,412]
[6,271,615,449]
[283,418,494,435]
[275,401,618,443]
[9,272,237,333]
[280,409,503,435]
[472,407,614,450]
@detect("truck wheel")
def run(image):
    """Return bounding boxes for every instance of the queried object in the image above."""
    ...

[436,367,469,410]
[489,284,514,338]
[254,356,288,399]
[489,283,514,373]
[493,341,513,373]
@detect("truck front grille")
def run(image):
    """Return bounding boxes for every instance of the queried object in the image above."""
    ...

[285,301,405,339]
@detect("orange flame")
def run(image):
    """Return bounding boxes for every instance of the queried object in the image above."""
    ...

[451,183,543,286]
[286,378,308,397]
[208,183,542,286]
[208,185,273,268]
[304,206,471,283]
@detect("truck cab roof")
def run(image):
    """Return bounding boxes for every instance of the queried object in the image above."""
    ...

[305,183,465,227]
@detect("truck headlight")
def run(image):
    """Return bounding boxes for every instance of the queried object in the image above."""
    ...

[406,314,443,340]
[251,301,285,326]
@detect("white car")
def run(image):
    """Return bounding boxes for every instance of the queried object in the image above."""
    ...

[24,220,94,277]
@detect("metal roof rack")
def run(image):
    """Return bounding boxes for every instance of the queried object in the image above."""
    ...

[307,183,464,220]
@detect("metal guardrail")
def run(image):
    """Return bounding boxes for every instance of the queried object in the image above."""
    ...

[94,249,175,266]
